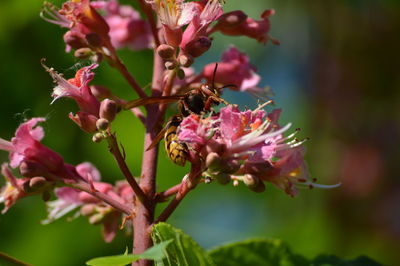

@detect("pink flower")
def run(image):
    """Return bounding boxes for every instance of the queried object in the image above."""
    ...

[202,46,263,94]
[44,63,100,132]
[49,64,100,115]
[181,0,223,49]
[0,164,29,213]
[43,162,134,242]
[92,0,153,50]
[214,9,278,44]
[0,118,65,174]
[177,105,330,195]
[146,0,197,46]
[41,0,112,51]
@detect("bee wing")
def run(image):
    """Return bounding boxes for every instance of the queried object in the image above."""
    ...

[124,96,184,109]
[146,126,168,151]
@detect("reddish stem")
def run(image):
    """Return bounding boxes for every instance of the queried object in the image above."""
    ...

[107,133,149,207]
[70,182,133,215]
[132,50,164,266]
[155,183,181,202]
[136,0,160,47]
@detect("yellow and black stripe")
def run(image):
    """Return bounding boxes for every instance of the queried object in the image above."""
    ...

[164,117,188,167]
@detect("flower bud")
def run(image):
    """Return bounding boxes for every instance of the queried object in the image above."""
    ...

[216,10,248,28]
[74,48,93,59]
[206,152,223,173]
[178,54,194,67]
[92,132,104,143]
[243,174,265,193]
[165,61,178,70]
[96,118,109,131]
[69,112,98,133]
[220,159,241,174]
[157,44,175,59]
[86,33,103,47]
[63,31,86,50]
[184,36,212,58]
[89,213,104,225]
[90,85,112,100]
[29,177,47,191]
[100,99,117,122]
[244,161,272,175]
[19,161,47,178]
[81,204,96,216]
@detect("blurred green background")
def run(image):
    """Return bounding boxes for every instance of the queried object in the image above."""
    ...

[1,0,399,265]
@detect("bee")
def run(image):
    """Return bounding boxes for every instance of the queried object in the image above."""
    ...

[124,64,230,166]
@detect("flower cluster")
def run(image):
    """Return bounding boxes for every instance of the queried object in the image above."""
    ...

[43,162,134,242]
[178,105,336,196]
[0,118,131,241]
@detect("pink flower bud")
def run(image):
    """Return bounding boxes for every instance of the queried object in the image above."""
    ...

[184,36,212,58]
[206,152,223,173]
[244,161,273,175]
[69,112,98,133]
[86,32,103,47]
[96,118,109,131]
[90,85,112,100]
[74,47,93,59]
[243,174,265,193]
[165,61,178,70]
[63,31,86,50]
[157,44,175,60]
[29,177,47,191]
[100,99,118,122]
[178,55,194,68]
[220,160,241,174]
[215,10,248,28]
[19,161,47,178]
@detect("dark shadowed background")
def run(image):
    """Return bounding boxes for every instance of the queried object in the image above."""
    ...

[0,0,399,265]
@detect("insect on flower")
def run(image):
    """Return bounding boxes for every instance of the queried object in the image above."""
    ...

[124,64,232,166]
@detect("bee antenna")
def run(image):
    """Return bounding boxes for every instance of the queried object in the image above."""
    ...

[212,63,218,88]
[221,84,238,90]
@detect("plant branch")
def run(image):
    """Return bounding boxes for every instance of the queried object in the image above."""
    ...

[107,132,149,207]
[155,183,181,202]
[132,48,165,266]
[137,0,160,47]
[155,162,202,223]
[69,182,133,215]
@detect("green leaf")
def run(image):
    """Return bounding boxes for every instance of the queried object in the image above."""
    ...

[312,254,382,266]
[208,238,309,266]
[151,222,216,266]
[85,240,173,266]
